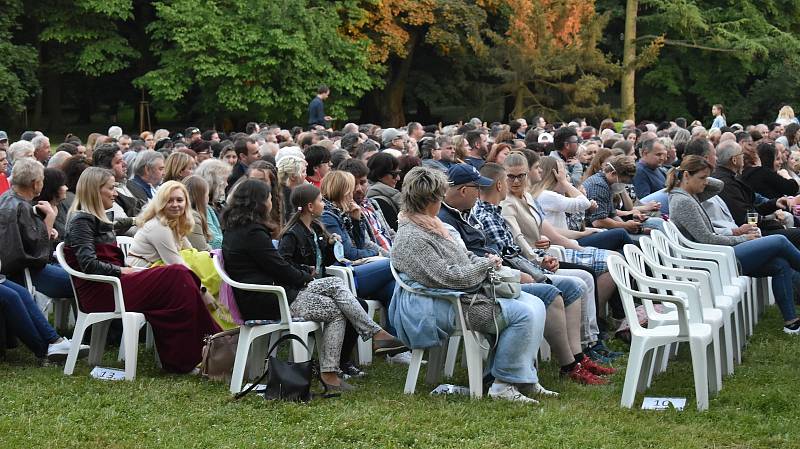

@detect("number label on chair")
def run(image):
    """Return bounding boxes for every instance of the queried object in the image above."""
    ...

[641,397,686,411]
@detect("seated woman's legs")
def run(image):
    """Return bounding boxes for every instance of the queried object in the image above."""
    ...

[491,293,545,385]
[29,264,74,299]
[577,228,633,252]
[553,269,597,348]
[291,277,399,387]
[542,296,576,367]
[352,258,396,332]
[339,297,369,374]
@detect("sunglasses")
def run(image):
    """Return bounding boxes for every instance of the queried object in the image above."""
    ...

[507,173,528,182]
[390,170,402,177]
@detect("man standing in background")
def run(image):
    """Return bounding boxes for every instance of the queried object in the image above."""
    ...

[308,85,332,128]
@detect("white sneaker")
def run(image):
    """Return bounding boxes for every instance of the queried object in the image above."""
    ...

[488,382,539,404]
[531,382,560,397]
[385,351,426,365]
[47,338,89,362]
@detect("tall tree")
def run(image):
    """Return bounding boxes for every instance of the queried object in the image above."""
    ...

[348,0,494,126]
[492,0,619,122]
[0,0,39,121]
[137,0,380,126]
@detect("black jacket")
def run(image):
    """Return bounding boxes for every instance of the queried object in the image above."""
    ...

[0,190,50,276]
[437,201,493,258]
[222,222,313,321]
[740,166,799,199]
[63,211,122,277]
[714,167,779,226]
[226,162,247,195]
[278,221,336,277]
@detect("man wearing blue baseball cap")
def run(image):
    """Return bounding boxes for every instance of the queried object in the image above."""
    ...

[437,164,494,254]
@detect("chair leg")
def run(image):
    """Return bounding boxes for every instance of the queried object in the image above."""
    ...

[64,314,89,376]
[719,319,734,377]
[88,321,111,366]
[638,348,654,394]
[462,333,484,399]
[403,349,425,394]
[444,336,460,379]
[539,338,551,362]
[230,327,255,395]
[621,340,646,408]
[246,335,268,379]
[122,314,143,381]
[689,339,711,412]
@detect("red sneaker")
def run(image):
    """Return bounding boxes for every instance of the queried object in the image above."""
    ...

[580,354,617,376]
[563,363,609,385]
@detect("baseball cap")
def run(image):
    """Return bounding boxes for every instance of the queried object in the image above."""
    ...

[381,128,406,147]
[538,132,553,143]
[0,131,7,141]
[447,163,494,187]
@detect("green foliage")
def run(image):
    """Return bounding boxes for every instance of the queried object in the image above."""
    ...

[136,0,381,123]
[34,0,138,75]
[600,0,800,123]
[0,0,39,112]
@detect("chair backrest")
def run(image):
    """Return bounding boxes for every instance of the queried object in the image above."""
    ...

[211,253,291,325]
[54,242,125,314]
[606,254,650,334]
[116,236,136,260]
[651,230,725,296]
[622,242,666,318]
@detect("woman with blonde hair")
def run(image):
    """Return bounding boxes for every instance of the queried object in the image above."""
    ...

[64,167,220,372]
[451,134,468,163]
[277,155,307,222]
[183,175,216,251]
[776,105,799,126]
[320,171,397,346]
[163,151,196,183]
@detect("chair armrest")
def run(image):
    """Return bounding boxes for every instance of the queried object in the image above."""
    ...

[547,245,566,261]
[628,270,705,324]
[618,283,691,337]
[325,265,357,293]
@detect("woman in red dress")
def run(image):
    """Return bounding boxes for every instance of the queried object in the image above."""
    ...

[63,167,220,373]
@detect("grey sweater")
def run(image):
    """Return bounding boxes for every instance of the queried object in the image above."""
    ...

[391,219,494,291]
[668,177,748,246]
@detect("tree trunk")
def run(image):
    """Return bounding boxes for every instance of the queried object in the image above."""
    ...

[621,0,638,121]
[42,65,63,131]
[379,29,420,127]
[512,83,526,119]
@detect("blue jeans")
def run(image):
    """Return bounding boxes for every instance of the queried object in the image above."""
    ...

[577,228,633,252]
[521,282,560,307]
[734,234,800,322]
[0,280,59,357]
[490,292,546,384]
[28,264,74,299]
[352,258,396,331]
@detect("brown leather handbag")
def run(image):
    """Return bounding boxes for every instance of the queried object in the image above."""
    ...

[200,328,239,381]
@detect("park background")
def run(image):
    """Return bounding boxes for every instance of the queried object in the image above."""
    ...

[1,0,799,136]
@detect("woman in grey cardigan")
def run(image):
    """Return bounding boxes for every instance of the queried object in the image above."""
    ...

[667,155,800,334]
[391,166,553,404]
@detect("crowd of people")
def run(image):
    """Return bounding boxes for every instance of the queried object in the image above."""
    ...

[2,98,800,403]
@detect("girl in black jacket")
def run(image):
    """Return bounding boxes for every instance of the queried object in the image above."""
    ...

[278,184,370,378]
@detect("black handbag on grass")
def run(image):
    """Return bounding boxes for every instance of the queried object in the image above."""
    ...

[234,333,337,402]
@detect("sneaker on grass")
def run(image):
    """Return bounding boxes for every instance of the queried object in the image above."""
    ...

[488,382,539,404]
[47,338,89,363]
[783,320,800,335]
[385,351,426,365]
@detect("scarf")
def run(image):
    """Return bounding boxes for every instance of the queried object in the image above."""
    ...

[323,198,353,234]
[399,212,452,240]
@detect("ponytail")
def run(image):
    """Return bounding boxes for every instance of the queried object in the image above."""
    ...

[664,167,682,192]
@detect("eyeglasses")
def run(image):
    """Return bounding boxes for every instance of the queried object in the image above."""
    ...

[507,173,527,182]
[389,170,402,177]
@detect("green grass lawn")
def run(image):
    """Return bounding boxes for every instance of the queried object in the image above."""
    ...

[1,307,798,449]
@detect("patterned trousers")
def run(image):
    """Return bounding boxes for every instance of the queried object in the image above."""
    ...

[290,277,382,372]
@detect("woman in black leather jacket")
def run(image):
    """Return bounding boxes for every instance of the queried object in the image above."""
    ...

[64,167,220,373]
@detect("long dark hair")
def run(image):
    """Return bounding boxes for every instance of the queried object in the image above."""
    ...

[221,179,274,231]
[278,184,333,241]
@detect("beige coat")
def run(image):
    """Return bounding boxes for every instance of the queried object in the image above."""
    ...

[500,192,543,261]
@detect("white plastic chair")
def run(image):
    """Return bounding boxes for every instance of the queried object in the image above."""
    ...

[650,231,745,370]
[325,265,384,366]
[115,235,135,260]
[639,236,740,376]
[56,242,147,381]
[607,254,720,411]
[390,262,488,398]
[626,242,724,388]
[662,221,755,336]
[212,254,322,395]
